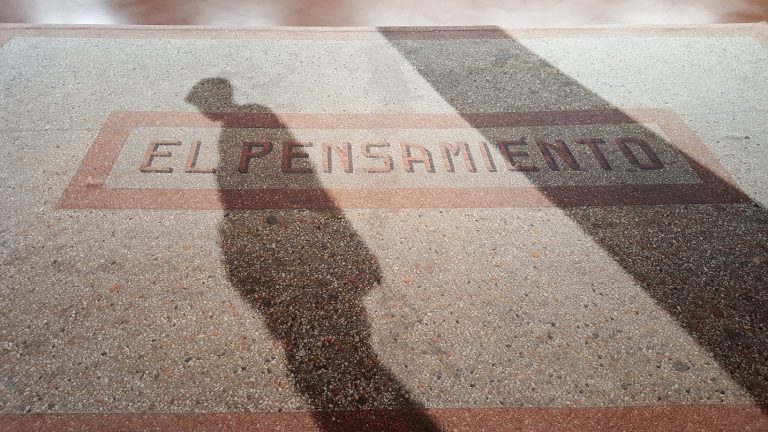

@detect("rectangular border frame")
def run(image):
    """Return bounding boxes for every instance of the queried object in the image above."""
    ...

[57,109,749,210]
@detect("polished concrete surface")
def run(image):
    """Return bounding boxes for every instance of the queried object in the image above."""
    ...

[1,23,767,431]
[1,0,768,26]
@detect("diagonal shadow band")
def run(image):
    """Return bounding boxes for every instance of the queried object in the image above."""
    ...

[379,26,768,410]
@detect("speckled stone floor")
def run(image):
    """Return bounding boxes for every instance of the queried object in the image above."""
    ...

[0,23,767,431]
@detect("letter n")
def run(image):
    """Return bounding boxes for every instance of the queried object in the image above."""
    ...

[322,142,353,173]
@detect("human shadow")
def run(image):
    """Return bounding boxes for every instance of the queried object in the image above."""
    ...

[186,78,440,431]
[380,27,768,409]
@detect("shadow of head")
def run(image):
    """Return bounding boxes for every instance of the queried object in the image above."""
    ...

[185,77,234,114]
[186,77,272,120]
